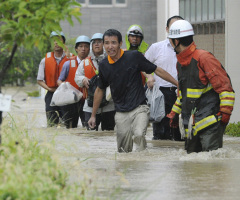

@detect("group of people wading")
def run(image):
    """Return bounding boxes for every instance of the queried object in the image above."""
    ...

[37,16,235,154]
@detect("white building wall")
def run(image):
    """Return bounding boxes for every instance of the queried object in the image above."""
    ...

[225,1,240,123]
[157,0,179,41]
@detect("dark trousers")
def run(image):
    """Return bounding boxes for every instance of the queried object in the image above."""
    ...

[45,91,79,128]
[152,86,182,141]
[78,99,86,127]
[45,91,61,127]
[85,111,116,131]
[61,102,79,129]
[185,121,226,153]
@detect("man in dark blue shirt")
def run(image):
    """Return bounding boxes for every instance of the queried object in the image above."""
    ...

[88,29,177,153]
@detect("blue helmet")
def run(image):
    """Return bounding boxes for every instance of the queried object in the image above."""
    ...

[91,33,103,42]
[75,35,91,44]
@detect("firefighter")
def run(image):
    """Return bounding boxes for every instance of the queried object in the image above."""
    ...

[167,20,235,153]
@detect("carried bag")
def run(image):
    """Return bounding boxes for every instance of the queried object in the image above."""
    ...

[50,82,83,106]
[145,84,165,123]
[87,75,109,108]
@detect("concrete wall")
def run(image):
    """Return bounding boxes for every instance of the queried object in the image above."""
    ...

[61,0,157,48]
[225,1,240,123]
[157,0,179,41]
[194,34,225,66]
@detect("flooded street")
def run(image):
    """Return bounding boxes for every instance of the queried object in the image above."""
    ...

[2,86,240,200]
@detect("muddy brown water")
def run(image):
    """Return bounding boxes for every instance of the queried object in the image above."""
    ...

[2,86,240,200]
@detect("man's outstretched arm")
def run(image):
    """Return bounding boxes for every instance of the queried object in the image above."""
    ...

[155,67,178,86]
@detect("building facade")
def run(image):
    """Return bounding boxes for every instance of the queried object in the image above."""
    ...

[61,0,157,49]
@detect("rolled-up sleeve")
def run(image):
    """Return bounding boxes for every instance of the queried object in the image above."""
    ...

[74,61,85,87]
[37,58,45,81]
[58,61,70,81]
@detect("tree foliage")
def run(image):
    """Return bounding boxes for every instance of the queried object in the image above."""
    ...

[0,0,81,52]
[0,0,82,125]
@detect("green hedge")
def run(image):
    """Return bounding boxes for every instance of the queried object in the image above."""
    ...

[225,122,240,137]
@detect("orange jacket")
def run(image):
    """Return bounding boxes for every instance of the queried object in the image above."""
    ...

[176,42,235,114]
[83,57,97,99]
[65,56,81,90]
[45,52,69,88]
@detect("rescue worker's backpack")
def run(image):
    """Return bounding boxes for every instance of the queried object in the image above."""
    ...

[87,75,109,108]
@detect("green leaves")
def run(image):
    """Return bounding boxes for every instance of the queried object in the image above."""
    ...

[225,122,240,137]
[0,0,82,53]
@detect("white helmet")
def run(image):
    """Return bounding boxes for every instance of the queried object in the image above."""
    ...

[75,35,90,44]
[127,25,144,38]
[50,31,65,41]
[168,20,194,39]
[91,33,103,42]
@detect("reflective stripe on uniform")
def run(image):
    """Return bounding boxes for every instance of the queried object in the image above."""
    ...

[187,84,213,98]
[175,97,182,106]
[47,52,51,58]
[185,114,221,137]
[172,104,182,114]
[219,91,235,107]
[178,90,182,99]
[220,99,235,106]
[71,60,76,67]
[219,91,235,99]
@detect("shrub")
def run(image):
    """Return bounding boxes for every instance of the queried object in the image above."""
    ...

[0,116,87,200]
[225,122,240,137]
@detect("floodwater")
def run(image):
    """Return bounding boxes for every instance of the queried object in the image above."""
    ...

[2,86,240,200]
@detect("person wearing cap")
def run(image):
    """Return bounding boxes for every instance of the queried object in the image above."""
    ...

[125,24,150,87]
[167,20,235,153]
[37,31,71,127]
[57,35,90,128]
[145,16,184,141]
[125,24,149,53]
[88,29,178,152]
[75,33,115,131]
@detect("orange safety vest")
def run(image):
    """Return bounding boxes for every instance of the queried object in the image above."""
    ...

[65,56,81,90]
[82,57,97,99]
[45,52,69,88]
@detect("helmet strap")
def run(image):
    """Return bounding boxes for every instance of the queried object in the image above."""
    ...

[173,39,180,54]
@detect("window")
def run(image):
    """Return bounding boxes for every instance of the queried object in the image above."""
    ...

[89,0,111,5]
[77,0,85,3]
[76,0,126,7]
[179,0,225,23]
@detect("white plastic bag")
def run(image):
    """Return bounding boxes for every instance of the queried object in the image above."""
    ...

[145,84,165,123]
[50,82,83,106]
[105,86,112,101]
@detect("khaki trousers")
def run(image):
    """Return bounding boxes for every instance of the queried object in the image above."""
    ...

[115,105,149,152]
